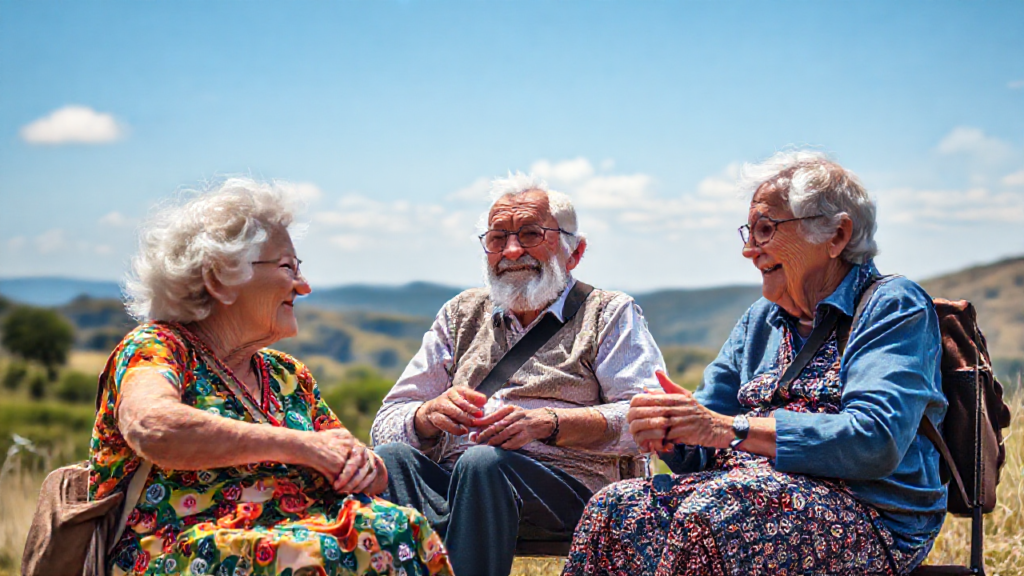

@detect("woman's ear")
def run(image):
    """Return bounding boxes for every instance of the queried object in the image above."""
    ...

[828,215,854,259]
[202,266,238,306]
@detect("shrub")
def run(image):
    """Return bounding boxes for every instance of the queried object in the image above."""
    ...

[2,362,27,391]
[57,371,97,404]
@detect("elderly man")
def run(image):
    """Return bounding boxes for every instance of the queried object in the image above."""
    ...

[371,173,665,576]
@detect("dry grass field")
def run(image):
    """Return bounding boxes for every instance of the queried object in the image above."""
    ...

[2,392,1022,576]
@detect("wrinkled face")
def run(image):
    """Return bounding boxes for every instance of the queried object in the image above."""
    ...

[484,190,573,313]
[742,183,832,310]
[229,226,311,342]
[486,190,564,276]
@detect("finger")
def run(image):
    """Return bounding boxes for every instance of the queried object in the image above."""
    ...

[429,413,469,436]
[471,405,517,427]
[630,417,673,436]
[437,400,480,426]
[486,419,525,447]
[476,412,525,444]
[656,371,690,395]
[333,446,366,491]
[500,431,533,451]
[453,386,488,408]
[446,390,485,417]
[340,457,376,493]
[629,394,694,408]
[634,428,667,446]
[350,467,378,494]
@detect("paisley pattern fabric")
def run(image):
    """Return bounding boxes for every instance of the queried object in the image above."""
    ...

[564,309,931,575]
[89,322,453,576]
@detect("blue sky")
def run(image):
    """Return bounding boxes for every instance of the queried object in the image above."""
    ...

[1,1,1022,291]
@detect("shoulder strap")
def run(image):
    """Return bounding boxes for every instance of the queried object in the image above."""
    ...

[108,459,153,553]
[475,282,594,398]
[777,308,841,389]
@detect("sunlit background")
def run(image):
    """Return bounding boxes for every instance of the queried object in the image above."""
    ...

[1,1,1022,291]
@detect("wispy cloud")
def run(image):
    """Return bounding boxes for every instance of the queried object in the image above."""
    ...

[1002,169,1024,187]
[936,126,1012,160]
[34,229,66,253]
[1009,80,1024,90]
[20,105,126,145]
[98,211,133,227]
[278,181,323,204]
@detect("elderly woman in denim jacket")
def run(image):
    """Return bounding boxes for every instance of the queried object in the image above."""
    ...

[564,151,947,576]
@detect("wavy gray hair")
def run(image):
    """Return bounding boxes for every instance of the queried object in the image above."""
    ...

[481,171,585,254]
[124,178,303,322]
[739,151,878,264]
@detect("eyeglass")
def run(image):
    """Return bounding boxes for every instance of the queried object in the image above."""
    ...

[478,224,574,254]
[251,257,303,279]
[738,214,825,246]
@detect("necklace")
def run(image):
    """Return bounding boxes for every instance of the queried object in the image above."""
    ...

[172,322,282,427]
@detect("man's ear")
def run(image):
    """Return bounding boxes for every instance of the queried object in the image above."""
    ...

[828,215,853,259]
[566,238,587,272]
[202,266,238,306]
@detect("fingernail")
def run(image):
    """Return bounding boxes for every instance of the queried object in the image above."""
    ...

[475,411,484,417]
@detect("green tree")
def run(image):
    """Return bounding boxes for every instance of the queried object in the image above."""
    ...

[1,306,75,381]
[2,361,28,391]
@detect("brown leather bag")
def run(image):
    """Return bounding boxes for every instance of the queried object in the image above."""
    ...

[931,298,1012,515]
[20,352,153,576]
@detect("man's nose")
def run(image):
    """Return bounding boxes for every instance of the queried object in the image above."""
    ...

[502,235,525,260]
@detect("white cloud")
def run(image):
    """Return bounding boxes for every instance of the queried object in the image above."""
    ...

[574,174,653,209]
[447,177,491,202]
[1002,169,1024,187]
[94,244,113,255]
[34,229,66,253]
[99,211,132,227]
[880,186,1024,225]
[20,105,125,145]
[1009,80,1024,90]
[936,126,1012,160]
[531,157,595,184]
[278,181,323,204]
[329,234,369,251]
[7,236,27,251]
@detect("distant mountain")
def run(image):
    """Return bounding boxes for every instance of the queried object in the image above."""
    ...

[302,281,463,318]
[635,285,763,349]
[920,256,1024,372]
[0,277,121,306]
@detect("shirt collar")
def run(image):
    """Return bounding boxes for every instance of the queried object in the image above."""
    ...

[493,275,577,329]
[767,259,880,329]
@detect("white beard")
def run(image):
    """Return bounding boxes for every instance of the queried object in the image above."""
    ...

[485,253,570,315]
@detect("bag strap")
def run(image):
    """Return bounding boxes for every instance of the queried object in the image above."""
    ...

[842,275,971,508]
[475,281,594,398]
[108,459,153,553]
[777,307,841,389]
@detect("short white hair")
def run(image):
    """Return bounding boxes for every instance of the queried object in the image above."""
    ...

[124,178,303,322]
[482,171,584,253]
[739,150,878,265]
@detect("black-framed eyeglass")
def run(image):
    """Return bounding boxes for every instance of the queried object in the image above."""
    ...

[478,224,575,254]
[251,257,304,278]
[738,214,825,246]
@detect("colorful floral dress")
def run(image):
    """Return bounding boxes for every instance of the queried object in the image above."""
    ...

[90,322,453,576]
[563,316,930,576]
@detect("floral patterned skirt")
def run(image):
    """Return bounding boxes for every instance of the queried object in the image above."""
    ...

[564,452,921,576]
[111,494,453,576]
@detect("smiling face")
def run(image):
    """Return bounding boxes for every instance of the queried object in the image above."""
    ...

[741,182,835,317]
[225,225,311,343]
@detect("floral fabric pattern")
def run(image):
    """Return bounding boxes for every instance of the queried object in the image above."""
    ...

[89,322,452,576]
[564,305,931,575]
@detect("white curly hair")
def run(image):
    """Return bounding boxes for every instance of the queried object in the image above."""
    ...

[739,150,878,265]
[481,171,585,254]
[124,178,304,322]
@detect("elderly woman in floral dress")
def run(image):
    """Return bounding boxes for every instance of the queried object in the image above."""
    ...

[564,151,948,575]
[89,178,452,576]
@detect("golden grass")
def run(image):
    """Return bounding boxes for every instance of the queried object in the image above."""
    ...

[3,394,1023,576]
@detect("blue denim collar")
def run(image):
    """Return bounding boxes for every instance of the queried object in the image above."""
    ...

[767,259,880,330]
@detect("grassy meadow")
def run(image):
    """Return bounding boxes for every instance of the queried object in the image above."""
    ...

[1,352,1022,575]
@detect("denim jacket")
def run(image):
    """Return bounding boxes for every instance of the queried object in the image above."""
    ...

[665,260,947,547]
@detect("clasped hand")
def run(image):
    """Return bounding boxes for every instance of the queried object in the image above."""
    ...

[414,386,557,451]
[628,371,731,453]
[304,428,387,496]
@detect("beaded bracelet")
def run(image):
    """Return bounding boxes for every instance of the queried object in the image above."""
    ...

[540,407,560,445]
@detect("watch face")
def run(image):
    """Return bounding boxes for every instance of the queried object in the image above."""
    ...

[733,414,750,435]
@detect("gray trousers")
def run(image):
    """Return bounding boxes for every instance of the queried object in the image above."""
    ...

[374,442,593,576]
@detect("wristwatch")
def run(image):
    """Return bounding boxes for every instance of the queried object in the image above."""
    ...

[729,414,750,450]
